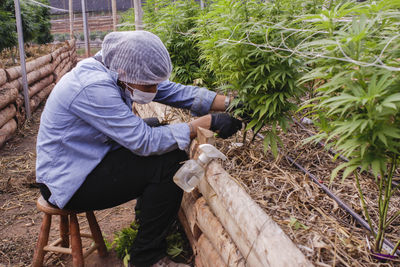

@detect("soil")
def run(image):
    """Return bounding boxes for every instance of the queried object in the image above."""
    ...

[0,104,172,267]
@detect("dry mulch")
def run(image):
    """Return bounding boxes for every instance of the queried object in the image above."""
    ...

[215,122,400,267]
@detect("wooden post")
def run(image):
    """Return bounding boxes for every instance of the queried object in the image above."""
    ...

[81,0,90,57]
[133,0,143,30]
[112,0,117,31]
[69,0,74,39]
[13,0,31,119]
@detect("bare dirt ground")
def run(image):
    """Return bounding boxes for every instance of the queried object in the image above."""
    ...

[0,104,136,267]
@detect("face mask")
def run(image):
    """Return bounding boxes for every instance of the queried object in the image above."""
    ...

[124,83,156,104]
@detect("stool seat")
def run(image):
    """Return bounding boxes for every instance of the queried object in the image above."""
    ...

[36,195,77,216]
[32,196,108,267]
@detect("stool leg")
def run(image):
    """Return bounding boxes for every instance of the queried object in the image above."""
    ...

[86,211,108,257]
[69,214,84,267]
[60,215,69,248]
[32,213,51,267]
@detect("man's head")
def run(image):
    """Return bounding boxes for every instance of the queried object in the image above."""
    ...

[101,31,172,86]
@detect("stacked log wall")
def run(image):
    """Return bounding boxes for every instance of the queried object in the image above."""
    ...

[134,102,313,267]
[0,39,77,148]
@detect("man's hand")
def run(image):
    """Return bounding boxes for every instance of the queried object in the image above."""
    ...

[210,113,242,139]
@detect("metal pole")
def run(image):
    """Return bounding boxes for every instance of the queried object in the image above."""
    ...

[81,0,90,57]
[112,0,117,31]
[133,0,143,30]
[13,0,31,119]
[69,0,74,39]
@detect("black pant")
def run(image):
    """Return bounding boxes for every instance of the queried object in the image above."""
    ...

[40,147,187,267]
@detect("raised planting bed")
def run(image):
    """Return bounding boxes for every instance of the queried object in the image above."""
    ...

[134,102,312,267]
[135,102,400,266]
[0,40,77,148]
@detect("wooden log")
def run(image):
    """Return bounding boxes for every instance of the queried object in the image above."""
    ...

[197,234,227,267]
[26,64,54,85]
[4,66,21,81]
[30,83,55,111]
[177,209,197,254]
[55,62,72,83]
[0,104,17,129]
[51,47,63,61]
[181,192,202,240]
[0,119,17,147]
[27,54,52,72]
[0,69,6,86]
[4,54,52,81]
[54,57,70,74]
[0,88,19,110]
[29,75,54,98]
[1,79,21,92]
[195,197,245,267]
[197,178,263,267]
[204,162,312,267]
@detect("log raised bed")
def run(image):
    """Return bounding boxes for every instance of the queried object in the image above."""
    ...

[0,40,77,148]
[134,102,312,267]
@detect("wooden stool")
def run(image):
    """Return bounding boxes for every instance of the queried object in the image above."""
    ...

[32,196,107,267]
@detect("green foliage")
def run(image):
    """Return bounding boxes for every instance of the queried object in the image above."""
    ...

[110,220,184,263]
[299,0,400,253]
[0,10,17,51]
[166,232,184,258]
[0,0,52,51]
[90,31,97,41]
[112,221,140,260]
[196,0,313,149]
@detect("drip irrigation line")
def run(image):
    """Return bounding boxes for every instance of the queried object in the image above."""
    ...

[292,118,400,187]
[255,132,400,256]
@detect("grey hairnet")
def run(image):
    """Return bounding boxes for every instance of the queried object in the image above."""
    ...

[101,31,172,85]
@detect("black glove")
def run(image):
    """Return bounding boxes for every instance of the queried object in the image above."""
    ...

[143,117,163,127]
[210,113,242,139]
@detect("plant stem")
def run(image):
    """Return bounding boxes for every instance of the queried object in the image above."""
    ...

[385,210,400,229]
[354,171,376,238]
[391,239,400,256]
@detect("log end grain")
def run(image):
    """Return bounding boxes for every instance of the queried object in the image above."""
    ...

[0,68,7,86]
[0,119,17,148]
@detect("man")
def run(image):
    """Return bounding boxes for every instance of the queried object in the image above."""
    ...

[36,31,241,267]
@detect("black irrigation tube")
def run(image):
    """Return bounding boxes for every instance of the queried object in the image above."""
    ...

[255,132,400,257]
[293,118,400,187]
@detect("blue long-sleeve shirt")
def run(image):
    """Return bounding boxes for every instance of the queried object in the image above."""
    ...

[36,57,216,208]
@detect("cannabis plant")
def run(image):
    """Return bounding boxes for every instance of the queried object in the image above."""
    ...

[196,0,311,154]
[299,0,400,254]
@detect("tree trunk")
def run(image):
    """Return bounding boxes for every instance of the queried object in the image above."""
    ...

[0,119,17,148]
[0,88,19,110]
[195,197,245,267]
[0,105,17,129]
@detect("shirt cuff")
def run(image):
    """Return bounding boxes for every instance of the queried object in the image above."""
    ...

[167,123,191,151]
[190,87,217,117]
